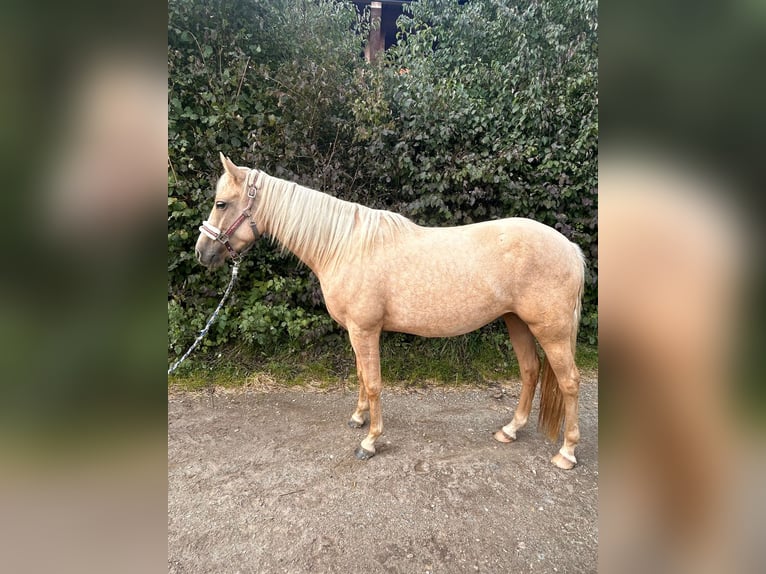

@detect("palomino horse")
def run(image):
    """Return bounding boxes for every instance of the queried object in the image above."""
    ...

[196,154,586,469]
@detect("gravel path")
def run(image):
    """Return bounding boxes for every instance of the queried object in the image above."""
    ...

[168,377,598,573]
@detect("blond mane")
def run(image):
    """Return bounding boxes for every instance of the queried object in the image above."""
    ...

[253,173,415,271]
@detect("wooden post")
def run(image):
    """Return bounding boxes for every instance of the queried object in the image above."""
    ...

[365,2,385,63]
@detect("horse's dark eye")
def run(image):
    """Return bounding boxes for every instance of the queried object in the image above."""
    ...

[215,201,227,209]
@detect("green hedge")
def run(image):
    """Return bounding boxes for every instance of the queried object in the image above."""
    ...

[168,0,598,364]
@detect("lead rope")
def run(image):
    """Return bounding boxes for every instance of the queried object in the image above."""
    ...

[167,261,240,376]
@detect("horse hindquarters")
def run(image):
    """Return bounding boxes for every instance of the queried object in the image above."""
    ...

[534,269,584,469]
[499,241,585,469]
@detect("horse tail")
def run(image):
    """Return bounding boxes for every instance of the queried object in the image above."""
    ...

[571,244,585,354]
[538,243,586,441]
[537,357,565,441]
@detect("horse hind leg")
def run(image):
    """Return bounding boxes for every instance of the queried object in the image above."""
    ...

[348,355,369,429]
[494,313,541,444]
[536,335,581,470]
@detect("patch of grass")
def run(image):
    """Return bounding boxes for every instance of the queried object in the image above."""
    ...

[169,333,598,390]
[169,365,248,392]
[169,344,353,391]
[378,333,518,386]
[261,355,339,387]
[576,343,599,372]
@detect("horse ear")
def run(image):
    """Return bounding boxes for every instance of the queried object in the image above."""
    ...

[219,152,245,182]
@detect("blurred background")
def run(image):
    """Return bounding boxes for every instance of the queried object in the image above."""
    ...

[0,0,763,572]
[600,0,765,572]
[0,1,167,572]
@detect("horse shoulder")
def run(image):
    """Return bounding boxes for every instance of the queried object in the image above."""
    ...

[315,263,388,331]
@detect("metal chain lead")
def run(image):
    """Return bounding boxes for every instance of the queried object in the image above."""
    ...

[168,262,240,376]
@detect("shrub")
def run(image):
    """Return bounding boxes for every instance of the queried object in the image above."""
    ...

[168,0,598,363]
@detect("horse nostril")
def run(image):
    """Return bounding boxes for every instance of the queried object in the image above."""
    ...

[195,247,202,262]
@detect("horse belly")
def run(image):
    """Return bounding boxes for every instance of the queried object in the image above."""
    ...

[383,308,501,338]
[381,266,510,337]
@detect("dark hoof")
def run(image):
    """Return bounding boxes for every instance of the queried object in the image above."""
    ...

[347,418,366,429]
[355,446,375,460]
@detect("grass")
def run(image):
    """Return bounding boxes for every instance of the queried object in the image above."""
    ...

[169,332,598,391]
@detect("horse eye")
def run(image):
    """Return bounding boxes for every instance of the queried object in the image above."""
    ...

[215,201,227,209]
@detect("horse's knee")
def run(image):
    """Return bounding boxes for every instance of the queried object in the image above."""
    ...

[365,382,381,400]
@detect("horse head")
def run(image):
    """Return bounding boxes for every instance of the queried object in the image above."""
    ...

[195,152,261,268]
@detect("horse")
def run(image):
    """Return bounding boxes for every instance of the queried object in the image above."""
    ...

[195,153,586,469]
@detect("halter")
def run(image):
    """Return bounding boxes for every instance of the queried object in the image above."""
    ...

[199,169,263,262]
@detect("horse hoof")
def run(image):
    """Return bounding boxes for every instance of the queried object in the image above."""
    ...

[355,446,375,460]
[347,418,366,429]
[493,429,515,443]
[551,453,576,470]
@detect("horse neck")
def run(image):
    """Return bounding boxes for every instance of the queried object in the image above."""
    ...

[253,174,356,274]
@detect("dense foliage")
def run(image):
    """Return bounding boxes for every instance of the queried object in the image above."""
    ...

[168,0,598,364]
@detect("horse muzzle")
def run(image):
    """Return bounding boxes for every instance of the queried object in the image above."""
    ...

[195,243,226,269]
[195,224,228,268]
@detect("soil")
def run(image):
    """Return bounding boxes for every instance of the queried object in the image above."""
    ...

[168,376,598,573]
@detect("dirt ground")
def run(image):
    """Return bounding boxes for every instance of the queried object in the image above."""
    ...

[168,376,598,573]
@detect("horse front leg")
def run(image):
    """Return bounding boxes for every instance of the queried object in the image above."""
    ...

[348,355,369,429]
[347,326,383,459]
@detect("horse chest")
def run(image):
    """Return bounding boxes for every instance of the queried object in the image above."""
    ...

[319,276,386,329]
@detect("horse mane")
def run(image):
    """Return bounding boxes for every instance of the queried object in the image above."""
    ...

[254,172,415,271]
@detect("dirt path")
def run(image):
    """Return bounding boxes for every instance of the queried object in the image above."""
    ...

[168,377,598,573]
